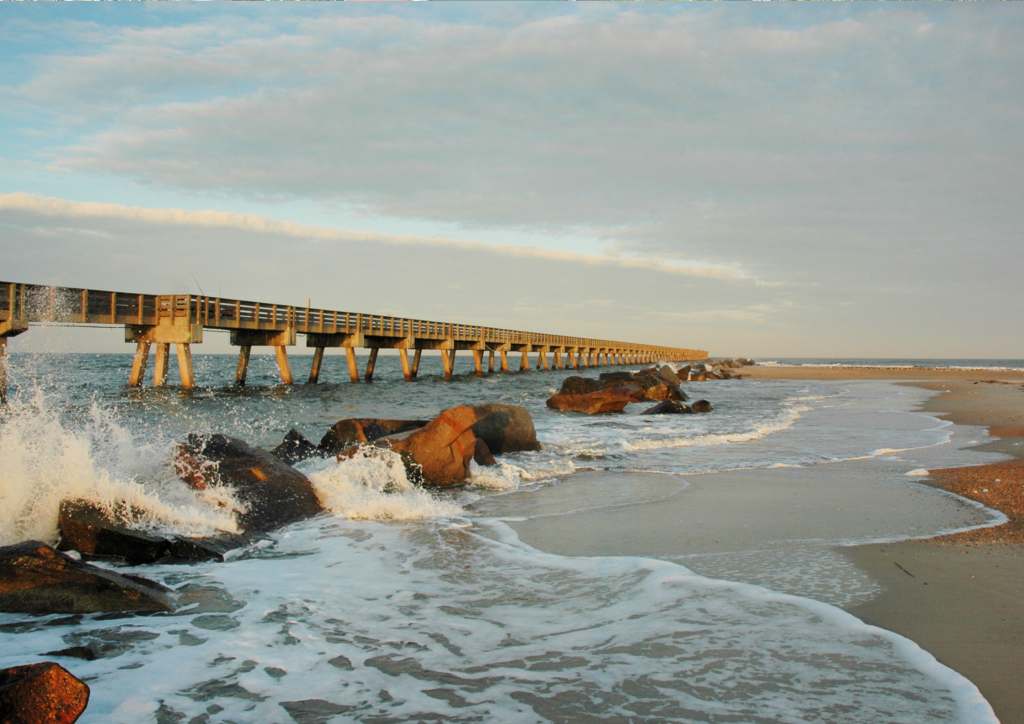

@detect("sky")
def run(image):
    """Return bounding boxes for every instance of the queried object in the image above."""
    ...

[1,3,1022,358]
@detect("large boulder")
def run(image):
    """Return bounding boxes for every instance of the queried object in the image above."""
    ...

[57,500,239,566]
[597,372,634,384]
[0,541,172,615]
[319,419,428,455]
[0,662,90,724]
[468,403,541,454]
[546,388,632,414]
[691,399,713,413]
[632,371,688,402]
[656,366,681,385]
[381,406,480,487]
[173,434,323,534]
[558,376,603,396]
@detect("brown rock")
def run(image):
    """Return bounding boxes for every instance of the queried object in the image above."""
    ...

[691,399,713,413]
[173,434,323,534]
[57,500,238,566]
[0,662,90,724]
[641,400,692,415]
[558,376,603,396]
[473,438,497,466]
[656,366,681,385]
[546,388,632,414]
[383,406,479,486]
[0,541,172,615]
[319,419,428,455]
[272,429,325,466]
[469,403,541,454]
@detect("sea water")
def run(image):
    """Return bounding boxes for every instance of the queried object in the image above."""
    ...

[0,350,1015,723]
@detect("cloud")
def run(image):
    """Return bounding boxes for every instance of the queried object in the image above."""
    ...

[0,193,746,282]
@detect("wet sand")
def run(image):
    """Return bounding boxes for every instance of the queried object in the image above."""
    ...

[743,367,1024,723]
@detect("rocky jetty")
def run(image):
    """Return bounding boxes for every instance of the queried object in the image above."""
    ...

[0,662,90,724]
[319,419,429,456]
[0,541,172,615]
[546,388,633,414]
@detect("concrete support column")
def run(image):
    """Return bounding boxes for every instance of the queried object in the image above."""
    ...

[235,345,251,386]
[473,349,484,376]
[364,348,379,382]
[488,350,495,374]
[309,347,325,384]
[275,345,294,385]
[153,344,170,387]
[345,348,360,382]
[554,350,562,369]
[520,350,529,372]
[129,341,151,387]
[568,352,576,370]
[411,349,422,379]
[537,350,548,371]
[442,349,456,379]
[399,348,412,382]
[176,343,196,389]
[500,350,509,372]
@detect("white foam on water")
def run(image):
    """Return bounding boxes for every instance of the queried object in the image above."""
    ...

[0,517,995,724]
[906,468,931,476]
[0,388,238,546]
[304,447,463,521]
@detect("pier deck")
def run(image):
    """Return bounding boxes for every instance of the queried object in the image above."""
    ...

[0,281,707,396]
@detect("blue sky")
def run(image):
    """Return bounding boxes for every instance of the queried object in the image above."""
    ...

[2,3,1022,357]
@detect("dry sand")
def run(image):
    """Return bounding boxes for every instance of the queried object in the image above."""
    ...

[743,366,1024,723]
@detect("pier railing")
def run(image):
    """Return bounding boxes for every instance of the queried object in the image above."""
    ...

[0,281,708,392]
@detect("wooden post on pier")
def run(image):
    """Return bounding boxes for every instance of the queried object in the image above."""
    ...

[488,350,495,374]
[235,346,251,385]
[442,349,456,379]
[129,341,151,387]
[364,348,379,382]
[500,349,509,372]
[520,350,529,372]
[412,349,422,379]
[309,347,325,384]
[473,349,484,376]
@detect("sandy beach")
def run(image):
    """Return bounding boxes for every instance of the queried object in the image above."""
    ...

[743,366,1024,724]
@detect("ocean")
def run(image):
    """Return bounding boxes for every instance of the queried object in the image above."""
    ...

[1,351,1018,723]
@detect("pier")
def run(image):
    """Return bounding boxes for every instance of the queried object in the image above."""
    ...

[0,281,707,398]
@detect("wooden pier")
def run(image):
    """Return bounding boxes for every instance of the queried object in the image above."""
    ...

[0,281,708,397]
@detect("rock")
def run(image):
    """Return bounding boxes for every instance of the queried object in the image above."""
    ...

[319,419,428,455]
[657,366,681,385]
[0,541,173,615]
[173,434,323,534]
[558,376,603,396]
[597,372,634,384]
[677,365,692,379]
[382,406,479,487]
[691,399,713,413]
[469,403,541,454]
[57,500,239,566]
[640,400,692,415]
[473,438,496,466]
[739,358,756,366]
[688,370,707,382]
[546,388,632,414]
[632,371,688,402]
[0,662,90,724]
[272,429,325,466]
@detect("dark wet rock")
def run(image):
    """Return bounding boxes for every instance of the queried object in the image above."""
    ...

[469,403,541,454]
[632,371,688,402]
[558,376,603,396]
[271,429,325,466]
[546,388,632,414]
[473,438,497,466]
[0,662,90,724]
[640,400,692,415]
[319,419,428,455]
[41,647,97,662]
[691,399,713,413]
[0,541,172,615]
[173,434,323,534]
[57,500,240,566]
[597,372,634,384]
[677,365,692,379]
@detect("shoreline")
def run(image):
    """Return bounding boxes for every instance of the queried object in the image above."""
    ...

[742,365,1024,724]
